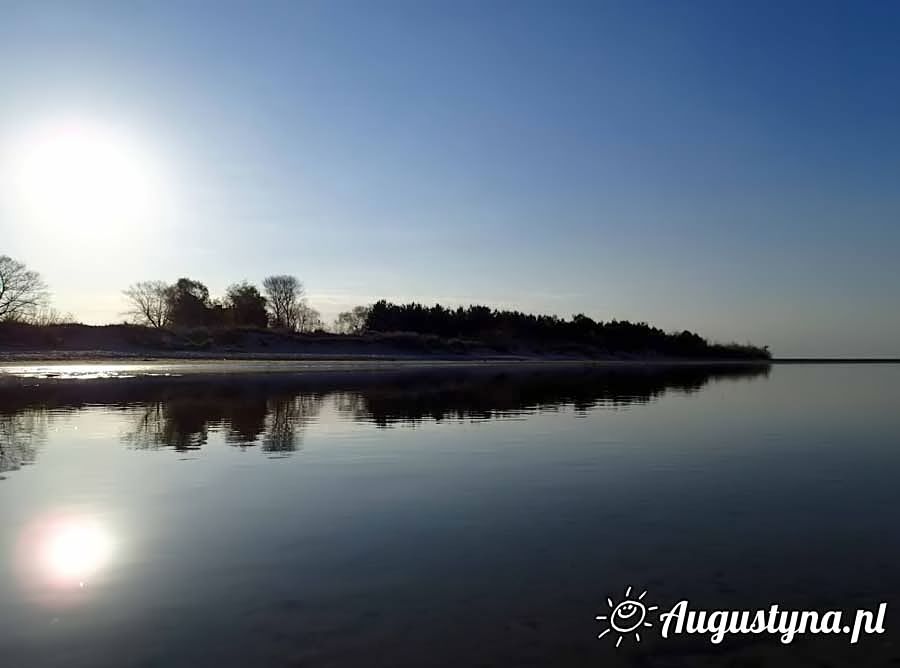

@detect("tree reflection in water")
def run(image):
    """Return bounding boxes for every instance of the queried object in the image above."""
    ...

[0,409,49,476]
[122,393,324,452]
[0,363,769,465]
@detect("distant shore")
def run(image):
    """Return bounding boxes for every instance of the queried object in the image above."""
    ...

[0,322,773,364]
[0,353,892,369]
[0,353,775,368]
[0,322,890,365]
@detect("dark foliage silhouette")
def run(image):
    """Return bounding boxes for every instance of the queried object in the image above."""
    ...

[168,277,212,328]
[225,282,269,328]
[334,305,370,334]
[10,263,771,358]
[365,300,770,359]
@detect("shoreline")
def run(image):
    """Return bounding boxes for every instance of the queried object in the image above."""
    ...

[0,350,893,366]
[0,356,776,385]
[0,322,771,363]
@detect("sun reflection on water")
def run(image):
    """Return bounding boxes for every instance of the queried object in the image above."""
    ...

[17,514,115,594]
[0,364,167,380]
[41,518,113,585]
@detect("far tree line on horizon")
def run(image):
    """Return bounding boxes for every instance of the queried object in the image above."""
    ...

[1,255,770,358]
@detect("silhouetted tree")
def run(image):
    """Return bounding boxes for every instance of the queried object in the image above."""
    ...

[0,256,48,322]
[205,298,230,328]
[168,277,211,328]
[123,280,173,328]
[296,302,323,332]
[262,274,304,330]
[334,305,370,334]
[225,282,268,328]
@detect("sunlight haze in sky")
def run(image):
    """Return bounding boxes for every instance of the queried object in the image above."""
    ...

[1,0,899,356]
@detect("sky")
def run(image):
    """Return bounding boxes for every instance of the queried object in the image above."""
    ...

[1,0,898,357]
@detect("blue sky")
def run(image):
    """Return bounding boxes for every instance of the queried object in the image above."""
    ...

[1,0,899,356]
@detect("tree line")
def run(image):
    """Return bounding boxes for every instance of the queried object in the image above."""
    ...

[123,275,371,333]
[365,300,771,359]
[1,254,770,357]
[125,276,323,331]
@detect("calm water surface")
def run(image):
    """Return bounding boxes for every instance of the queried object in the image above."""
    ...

[1,363,898,667]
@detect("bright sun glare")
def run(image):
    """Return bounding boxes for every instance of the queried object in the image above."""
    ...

[40,517,114,585]
[10,118,162,247]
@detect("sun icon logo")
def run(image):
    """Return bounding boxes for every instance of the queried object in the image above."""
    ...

[595,586,658,647]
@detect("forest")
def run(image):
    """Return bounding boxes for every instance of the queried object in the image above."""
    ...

[365,300,770,359]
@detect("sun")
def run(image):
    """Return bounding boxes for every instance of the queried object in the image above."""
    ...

[596,585,658,647]
[8,117,163,249]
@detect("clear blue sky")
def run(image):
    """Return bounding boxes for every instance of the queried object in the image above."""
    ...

[1,0,898,356]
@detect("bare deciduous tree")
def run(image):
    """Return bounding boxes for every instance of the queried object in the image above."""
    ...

[334,305,370,334]
[296,302,323,333]
[262,275,304,330]
[0,255,48,322]
[27,307,74,326]
[123,281,173,328]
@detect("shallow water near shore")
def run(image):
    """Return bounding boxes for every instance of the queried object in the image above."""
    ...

[1,363,898,667]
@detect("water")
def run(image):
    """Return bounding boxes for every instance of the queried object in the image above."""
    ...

[1,362,898,667]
